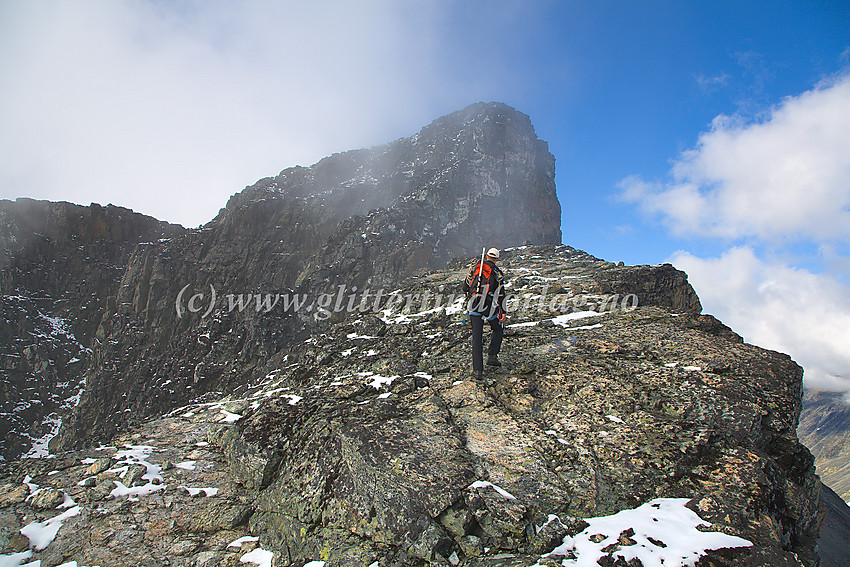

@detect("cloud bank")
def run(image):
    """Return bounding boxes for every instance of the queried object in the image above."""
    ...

[622,74,850,391]
[621,74,850,242]
[0,1,512,227]
[672,247,850,391]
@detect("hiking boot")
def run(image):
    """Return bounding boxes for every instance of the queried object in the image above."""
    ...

[486,356,502,367]
[471,370,483,381]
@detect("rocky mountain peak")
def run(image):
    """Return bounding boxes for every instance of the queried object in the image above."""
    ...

[215,101,560,270]
[0,103,844,565]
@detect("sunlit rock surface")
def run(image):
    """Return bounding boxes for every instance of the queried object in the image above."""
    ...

[0,245,826,566]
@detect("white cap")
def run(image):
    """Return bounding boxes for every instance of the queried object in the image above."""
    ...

[486,247,500,259]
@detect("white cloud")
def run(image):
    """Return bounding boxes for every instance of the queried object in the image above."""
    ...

[671,247,850,392]
[623,73,850,392]
[0,1,514,227]
[620,74,850,242]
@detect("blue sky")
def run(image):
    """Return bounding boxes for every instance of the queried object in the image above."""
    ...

[500,1,849,266]
[1,1,849,390]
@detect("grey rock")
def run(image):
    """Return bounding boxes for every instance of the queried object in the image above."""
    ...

[408,520,453,563]
[193,551,222,567]
[170,539,201,556]
[122,464,149,487]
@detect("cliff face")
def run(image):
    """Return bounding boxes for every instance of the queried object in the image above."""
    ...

[0,200,182,459]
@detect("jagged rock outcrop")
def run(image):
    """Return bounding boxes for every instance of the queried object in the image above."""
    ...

[0,199,182,460]
[0,246,825,566]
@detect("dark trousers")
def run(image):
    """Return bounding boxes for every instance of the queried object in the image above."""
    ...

[470,314,503,372]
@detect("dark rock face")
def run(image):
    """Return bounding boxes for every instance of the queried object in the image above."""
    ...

[816,483,850,567]
[0,245,824,566]
[0,199,182,460]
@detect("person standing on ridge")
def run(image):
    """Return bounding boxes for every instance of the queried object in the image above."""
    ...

[462,247,506,380]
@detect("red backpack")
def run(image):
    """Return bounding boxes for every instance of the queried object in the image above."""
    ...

[468,261,492,297]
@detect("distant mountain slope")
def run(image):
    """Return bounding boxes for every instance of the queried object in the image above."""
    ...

[816,483,850,567]
[798,390,850,502]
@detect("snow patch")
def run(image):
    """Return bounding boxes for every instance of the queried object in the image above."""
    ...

[240,548,275,567]
[282,394,303,405]
[346,332,378,340]
[23,414,61,459]
[108,444,165,500]
[20,505,81,551]
[181,486,219,497]
[220,410,243,423]
[110,480,166,499]
[113,445,162,483]
[365,374,398,390]
[0,551,35,567]
[228,535,260,548]
[470,480,517,500]
[541,498,751,567]
[57,492,76,509]
[551,311,603,327]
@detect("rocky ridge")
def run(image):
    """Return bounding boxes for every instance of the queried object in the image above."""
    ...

[0,245,824,566]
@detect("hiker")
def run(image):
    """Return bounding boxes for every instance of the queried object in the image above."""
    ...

[462,247,506,379]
